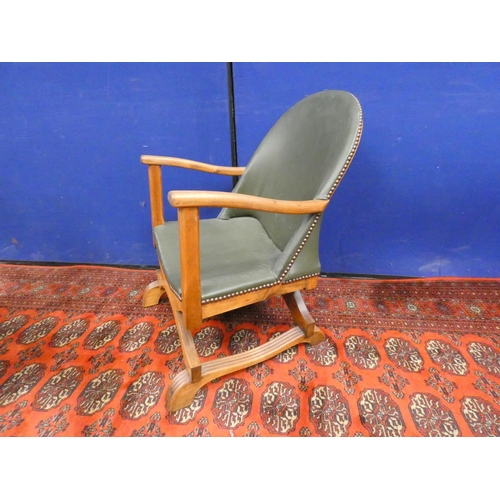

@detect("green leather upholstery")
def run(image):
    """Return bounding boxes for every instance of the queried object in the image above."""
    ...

[154,217,282,302]
[154,90,362,302]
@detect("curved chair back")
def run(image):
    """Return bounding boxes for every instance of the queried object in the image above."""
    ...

[220,90,363,278]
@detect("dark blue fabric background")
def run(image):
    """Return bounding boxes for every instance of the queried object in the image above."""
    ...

[1,62,499,277]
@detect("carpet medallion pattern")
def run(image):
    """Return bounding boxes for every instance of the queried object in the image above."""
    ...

[0,264,499,437]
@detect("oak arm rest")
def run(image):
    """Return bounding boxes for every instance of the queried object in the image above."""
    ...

[168,190,328,214]
[141,155,245,176]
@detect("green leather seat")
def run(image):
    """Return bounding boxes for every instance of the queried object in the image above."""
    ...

[153,90,363,303]
[154,217,282,302]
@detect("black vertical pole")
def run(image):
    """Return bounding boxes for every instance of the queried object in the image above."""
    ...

[226,62,239,188]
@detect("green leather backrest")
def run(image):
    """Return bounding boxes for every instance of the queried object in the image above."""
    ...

[219,90,362,277]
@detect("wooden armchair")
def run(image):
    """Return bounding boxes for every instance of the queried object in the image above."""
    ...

[141,90,363,412]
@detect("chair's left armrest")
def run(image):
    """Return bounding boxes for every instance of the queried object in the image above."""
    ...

[143,156,245,228]
[141,155,245,176]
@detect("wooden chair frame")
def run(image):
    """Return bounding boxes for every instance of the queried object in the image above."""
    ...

[141,155,329,412]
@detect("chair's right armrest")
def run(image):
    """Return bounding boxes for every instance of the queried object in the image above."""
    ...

[168,190,328,214]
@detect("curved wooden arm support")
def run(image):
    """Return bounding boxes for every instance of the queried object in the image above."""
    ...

[168,190,328,214]
[141,155,246,176]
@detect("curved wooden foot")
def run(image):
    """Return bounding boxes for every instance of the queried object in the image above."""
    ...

[307,325,326,345]
[166,325,325,412]
[142,280,166,307]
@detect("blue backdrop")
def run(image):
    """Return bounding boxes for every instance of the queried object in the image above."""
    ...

[0,62,232,265]
[1,62,499,277]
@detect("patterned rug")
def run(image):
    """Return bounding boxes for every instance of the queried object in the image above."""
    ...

[0,263,499,437]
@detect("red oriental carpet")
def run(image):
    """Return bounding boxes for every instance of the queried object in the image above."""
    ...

[0,263,499,437]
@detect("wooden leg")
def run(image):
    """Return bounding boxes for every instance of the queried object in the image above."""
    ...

[142,280,166,307]
[165,289,326,413]
[283,290,325,344]
[174,310,201,382]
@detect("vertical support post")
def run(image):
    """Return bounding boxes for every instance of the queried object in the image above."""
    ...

[177,206,203,330]
[148,164,164,228]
